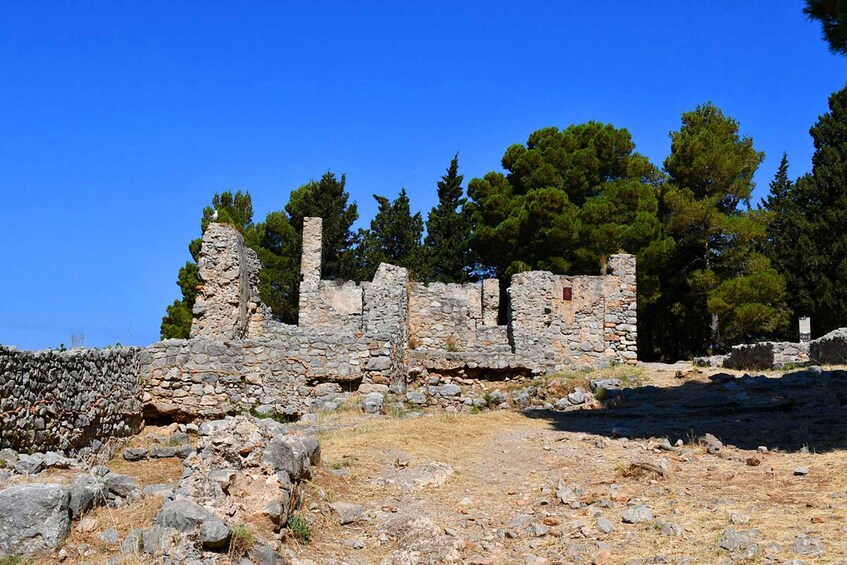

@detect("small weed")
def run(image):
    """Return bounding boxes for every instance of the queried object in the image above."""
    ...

[330,456,356,470]
[468,405,482,415]
[0,459,6,469]
[0,556,29,565]
[594,386,608,401]
[228,524,257,559]
[408,334,420,350]
[445,336,459,352]
[287,514,312,544]
[387,403,409,418]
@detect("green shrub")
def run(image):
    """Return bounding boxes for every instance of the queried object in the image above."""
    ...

[287,514,312,544]
[229,524,257,558]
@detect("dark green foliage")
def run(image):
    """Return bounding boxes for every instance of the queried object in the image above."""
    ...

[654,102,788,356]
[769,86,847,337]
[355,189,424,281]
[160,299,193,339]
[420,154,476,282]
[467,122,662,279]
[804,0,847,54]
[286,172,359,281]
[250,211,300,324]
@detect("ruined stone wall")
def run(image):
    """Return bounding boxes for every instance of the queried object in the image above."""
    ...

[809,328,847,365]
[407,280,509,353]
[722,341,810,370]
[191,223,276,340]
[0,346,143,454]
[605,255,638,362]
[140,333,397,422]
[508,255,638,370]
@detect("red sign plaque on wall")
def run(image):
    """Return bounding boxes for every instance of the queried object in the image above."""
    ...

[562,287,572,301]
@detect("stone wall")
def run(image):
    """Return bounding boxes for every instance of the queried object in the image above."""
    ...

[809,328,847,365]
[0,347,143,455]
[191,223,278,340]
[722,341,810,370]
[140,333,397,422]
[407,279,508,352]
[506,255,637,371]
[0,216,641,454]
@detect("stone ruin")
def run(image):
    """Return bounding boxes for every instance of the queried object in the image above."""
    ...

[194,216,638,369]
[696,327,847,371]
[1,216,637,456]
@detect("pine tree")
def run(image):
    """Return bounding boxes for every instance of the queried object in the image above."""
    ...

[804,0,847,55]
[657,102,788,355]
[355,189,424,280]
[251,211,300,324]
[420,154,475,282]
[286,172,359,281]
[467,122,662,279]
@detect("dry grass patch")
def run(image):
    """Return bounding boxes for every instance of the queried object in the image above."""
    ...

[38,495,165,565]
[105,456,183,487]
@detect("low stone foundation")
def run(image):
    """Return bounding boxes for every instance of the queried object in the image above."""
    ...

[721,341,810,370]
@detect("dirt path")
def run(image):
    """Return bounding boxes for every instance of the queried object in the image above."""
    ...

[298,377,847,564]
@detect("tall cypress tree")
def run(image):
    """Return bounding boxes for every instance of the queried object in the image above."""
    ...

[763,153,794,251]
[355,188,424,280]
[786,85,847,335]
[421,154,475,283]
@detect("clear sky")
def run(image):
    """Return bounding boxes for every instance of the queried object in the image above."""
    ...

[1,1,845,350]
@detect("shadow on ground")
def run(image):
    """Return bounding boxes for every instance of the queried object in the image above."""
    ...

[523,368,847,453]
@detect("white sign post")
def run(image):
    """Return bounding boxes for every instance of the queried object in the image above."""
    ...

[799,317,811,342]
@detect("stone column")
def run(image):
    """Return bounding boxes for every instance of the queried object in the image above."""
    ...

[300,217,323,293]
[481,278,500,326]
[606,254,637,363]
[190,223,254,340]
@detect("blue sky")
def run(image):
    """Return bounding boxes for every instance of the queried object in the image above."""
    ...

[1,1,845,349]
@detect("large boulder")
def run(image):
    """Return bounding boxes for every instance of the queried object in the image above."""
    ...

[68,474,106,518]
[0,484,71,556]
[156,498,231,549]
[262,436,319,481]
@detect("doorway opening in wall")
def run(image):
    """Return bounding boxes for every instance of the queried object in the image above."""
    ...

[497,278,510,327]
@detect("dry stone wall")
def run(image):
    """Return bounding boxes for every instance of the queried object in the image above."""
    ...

[407,280,508,353]
[810,328,847,365]
[722,341,810,370]
[140,333,397,422]
[507,255,637,371]
[0,346,143,455]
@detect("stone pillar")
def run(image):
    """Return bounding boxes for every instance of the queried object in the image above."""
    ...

[481,279,500,326]
[606,254,637,363]
[191,223,255,340]
[300,217,323,293]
